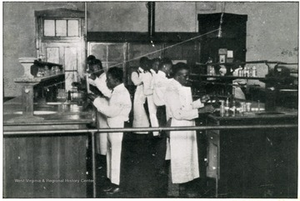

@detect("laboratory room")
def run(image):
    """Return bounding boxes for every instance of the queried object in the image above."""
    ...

[3,1,298,199]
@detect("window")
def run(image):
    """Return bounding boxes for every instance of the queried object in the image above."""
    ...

[43,19,79,37]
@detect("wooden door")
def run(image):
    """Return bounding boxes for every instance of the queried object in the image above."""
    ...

[42,42,84,91]
[35,9,85,91]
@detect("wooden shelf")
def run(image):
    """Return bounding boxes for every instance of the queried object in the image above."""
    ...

[15,73,65,83]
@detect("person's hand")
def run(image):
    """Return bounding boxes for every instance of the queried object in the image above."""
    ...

[198,104,215,114]
[87,93,97,102]
[201,95,210,103]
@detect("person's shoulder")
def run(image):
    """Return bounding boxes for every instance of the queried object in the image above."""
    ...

[166,79,178,91]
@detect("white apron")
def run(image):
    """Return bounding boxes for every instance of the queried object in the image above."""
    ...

[165,82,200,184]
[96,99,108,155]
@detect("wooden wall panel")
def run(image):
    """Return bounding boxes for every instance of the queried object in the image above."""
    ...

[3,135,88,198]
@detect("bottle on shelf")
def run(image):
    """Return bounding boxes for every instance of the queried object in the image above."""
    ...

[233,66,243,76]
[224,97,230,111]
[251,66,257,77]
[243,66,250,77]
[44,65,50,76]
[220,100,225,116]
[206,57,215,76]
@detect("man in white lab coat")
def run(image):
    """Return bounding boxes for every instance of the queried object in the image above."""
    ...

[88,59,112,156]
[88,60,111,155]
[164,63,212,196]
[152,58,173,173]
[131,57,152,134]
[88,67,132,195]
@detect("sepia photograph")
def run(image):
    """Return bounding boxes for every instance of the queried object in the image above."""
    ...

[2,1,299,199]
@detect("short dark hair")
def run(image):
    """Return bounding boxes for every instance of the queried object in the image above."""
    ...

[151,58,161,64]
[93,59,103,69]
[172,62,189,76]
[139,57,150,69]
[107,67,123,83]
[87,55,96,62]
[158,58,172,70]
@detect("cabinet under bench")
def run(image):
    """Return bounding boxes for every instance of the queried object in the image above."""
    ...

[204,112,297,198]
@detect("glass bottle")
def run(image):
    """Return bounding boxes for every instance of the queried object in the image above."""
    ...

[206,57,214,75]
[251,66,257,77]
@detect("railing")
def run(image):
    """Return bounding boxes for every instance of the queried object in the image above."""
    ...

[3,124,298,198]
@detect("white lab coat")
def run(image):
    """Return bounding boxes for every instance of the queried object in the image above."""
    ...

[146,69,159,136]
[165,79,204,184]
[153,70,171,107]
[88,73,112,155]
[131,67,151,134]
[93,83,131,185]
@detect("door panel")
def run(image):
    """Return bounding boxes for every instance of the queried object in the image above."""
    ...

[42,43,82,91]
[46,47,60,63]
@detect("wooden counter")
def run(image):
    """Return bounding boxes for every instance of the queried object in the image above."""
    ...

[3,97,94,198]
[205,109,297,198]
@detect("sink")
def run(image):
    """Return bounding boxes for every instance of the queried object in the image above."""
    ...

[13,111,57,115]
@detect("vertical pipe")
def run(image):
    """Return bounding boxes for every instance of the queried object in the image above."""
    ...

[84,2,88,61]
[148,2,155,38]
[84,3,90,93]
[91,132,97,198]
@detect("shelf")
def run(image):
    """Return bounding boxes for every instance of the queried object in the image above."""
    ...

[34,60,63,67]
[190,74,266,81]
[15,73,65,84]
[195,60,293,66]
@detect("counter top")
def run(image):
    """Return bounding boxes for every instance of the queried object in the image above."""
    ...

[208,106,297,121]
[3,97,94,131]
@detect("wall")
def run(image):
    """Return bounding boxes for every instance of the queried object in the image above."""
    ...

[3,2,298,97]
[3,2,85,97]
[87,2,148,31]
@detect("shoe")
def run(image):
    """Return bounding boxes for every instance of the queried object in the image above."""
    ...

[106,186,121,195]
[102,186,113,192]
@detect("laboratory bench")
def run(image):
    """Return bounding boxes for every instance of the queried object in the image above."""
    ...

[201,108,298,198]
[3,97,94,198]
[3,96,298,198]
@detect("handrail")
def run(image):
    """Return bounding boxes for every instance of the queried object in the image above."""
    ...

[3,124,297,136]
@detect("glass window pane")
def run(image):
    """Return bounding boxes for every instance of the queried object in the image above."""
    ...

[44,20,55,36]
[56,20,67,36]
[67,20,79,36]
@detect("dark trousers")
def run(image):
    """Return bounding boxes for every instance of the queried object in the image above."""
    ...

[153,105,167,171]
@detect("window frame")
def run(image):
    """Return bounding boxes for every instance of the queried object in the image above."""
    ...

[41,17,82,41]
